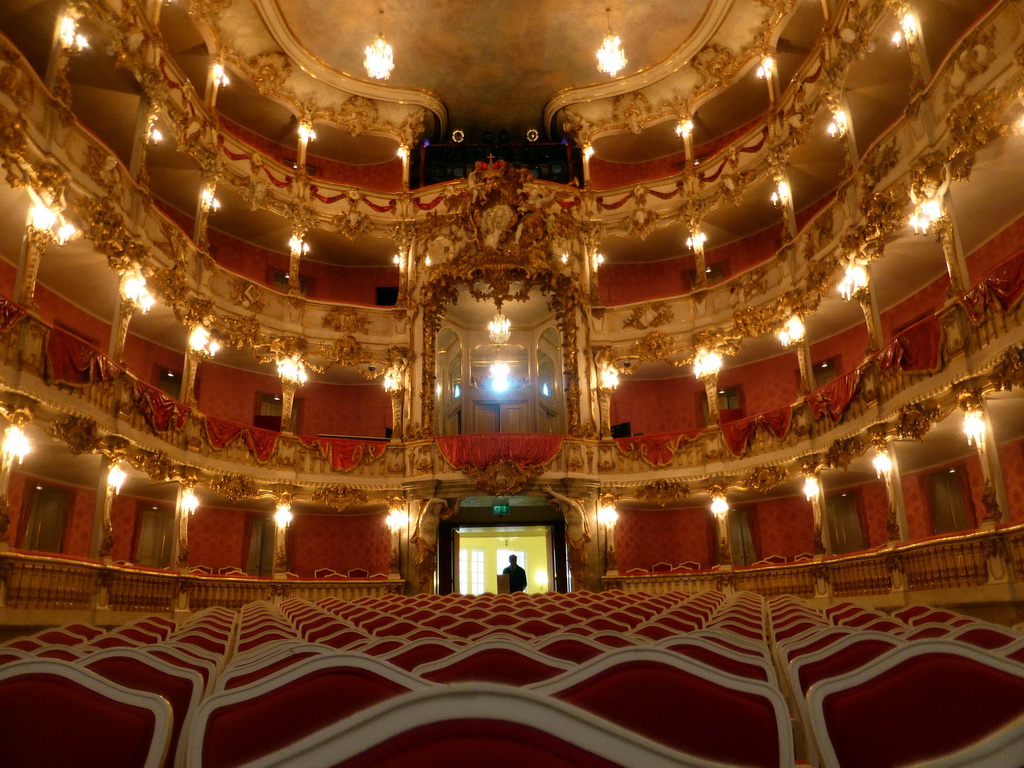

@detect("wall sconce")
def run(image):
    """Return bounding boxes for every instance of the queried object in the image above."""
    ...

[592,252,605,271]
[297,120,316,143]
[676,118,694,138]
[582,144,595,160]
[277,354,308,387]
[120,266,155,313]
[962,409,985,448]
[200,186,221,213]
[107,461,127,494]
[802,476,820,501]
[770,177,791,208]
[211,62,230,88]
[1,424,31,464]
[710,494,729,518]
[274,503,293,528]
[386,507,409,532]
[29,201,77,245]
[383,369,402,392]
[188,325,220,358]
[686,228,707,257]
[288,235,309,257]
[693,349,723,380]
[838,259,869,300]
[599,364,620,391]
[827,108,849,138]
[777,315,805,347]
[909,198,943,235]
[181,489,200,516]
[873,450,893,479]
[59,16,88,51]
[891,12,918,48]
[598,504,619,528]
[756,56,775,79]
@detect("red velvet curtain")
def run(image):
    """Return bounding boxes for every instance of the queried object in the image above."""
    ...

[204,416,243,450]
[720,408,792,457]
[877,315,942,372]
[132,381,189,432]
[615,431,700,467]
[242,426,279,463]
[961,250,1024,324]
[44,328,121,386]
[298,436,386,471]
[436,434,564,468]
[807,370,861,422]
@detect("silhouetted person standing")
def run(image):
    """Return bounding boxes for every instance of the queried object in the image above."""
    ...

[503,554,527,593]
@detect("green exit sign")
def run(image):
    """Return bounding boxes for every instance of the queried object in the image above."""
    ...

[492,504,510,516]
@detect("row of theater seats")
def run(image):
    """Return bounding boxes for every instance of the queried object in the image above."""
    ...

[1,590,1023,767]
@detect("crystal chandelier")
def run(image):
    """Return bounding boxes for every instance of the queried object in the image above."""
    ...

[596,8,627,77]
[488,309,511,344]
[364,10,394,80]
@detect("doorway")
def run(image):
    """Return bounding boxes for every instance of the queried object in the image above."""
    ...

[438,519,568,595]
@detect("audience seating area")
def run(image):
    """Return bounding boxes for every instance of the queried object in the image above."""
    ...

[2,591,1023,767]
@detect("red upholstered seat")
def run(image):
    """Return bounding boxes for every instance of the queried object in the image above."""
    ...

[0,659,172,768]
[533,636,610,665]
[808,640,1024,768]
[417,644,572,686]
[383,640,462,671]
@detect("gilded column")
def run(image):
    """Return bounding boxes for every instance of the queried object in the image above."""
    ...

[959,390,1010,527]
[870,429,909,543]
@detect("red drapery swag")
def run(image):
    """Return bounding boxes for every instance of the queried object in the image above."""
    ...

[961,250,1024,324]
[242,426,279,463]
[615,431,701,467]
[435,434,564,468]
[44,327,121,386]
[132,380,189,432]
[807,369,861,422]
[298,436,387,471]
[877,315,942,372]
[205,416,279,463]
[720,407,793,457]
[0,294,26,331]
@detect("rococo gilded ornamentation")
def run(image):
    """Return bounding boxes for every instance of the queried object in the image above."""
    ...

[634,479,690,507]
[463,460,543,497]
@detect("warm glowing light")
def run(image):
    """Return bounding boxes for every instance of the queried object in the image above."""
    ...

[909,198,943,235]
[490,361,511,393]
[838,259,869,300]
[288,235,309,257]
[364,35,395,80]
[710,495,729,518]
[189,325,220,357]
[297,121,316,143]
[593,252,605,270]
[211,62,230,87]
[200,187,221,212]
[2,425,31,464]
[803,476,820,500]
[392,253,403,269]
[396,145,409,159]
[873,450,893,478]
[107,462,127,494]
[598,505,619,527]
[596,8,627,77]
[29,205,57,231]
[777,315,805,347]
[274,504,293,527]
[676,118,694,138]
[560,253,569,265]
[277,354,308,386]
[55,222,77,246]
[686,228,707,255]
[693,349,723,380]
[582,144,595,160]
[148,126,163,143]
[383,370,401,392]
[963,409,985,447]
[181,489,200,515]
[756,56,775,79]
[827,108,848,138]
[386,507,409,532]
[121,267,155,313]
[892,13,918,47]
[488,311,511,345]
[424,255,432,267]
[599,365,620,391]
[59,16,88,51]
[771,179,791,208]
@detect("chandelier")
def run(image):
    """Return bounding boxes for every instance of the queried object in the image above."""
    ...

[777,315,805,347]
[693,349,723,380]
[838,259,869,300]
[596,8,627,77]
[364,10,395,80]
[277,354,308,387]
[488,309,511,345]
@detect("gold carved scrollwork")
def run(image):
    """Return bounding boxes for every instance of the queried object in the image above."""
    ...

[823,436,863,470]
[990,348,1024,392]
[209,473,257,502]
[464,461,543,497]
[631,331,676,364]
[311,485,369,511]
[634,479,690,507]
[51,415,101,455]
[133,451,176,482]
[743,465,789,493]
[622,302,674,331]
[322,307,371,335]
[894,402,941,440]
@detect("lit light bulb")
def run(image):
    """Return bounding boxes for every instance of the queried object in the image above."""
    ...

[297,121,316,143]
[777,315,805,347]
[274,504,293,527]
[803,476,820,500]
[598,505,619,527]
[181,489,200,515]
[962,409,985,447]
[107,461,127,494]
[693,349,723,380]
[386,507,409,532]
[710,496,729,518]
[756,57,774,79]
[2,424,31,464]
[676,118,694,138]
[211,62,230,87]
[599,365,619,390]
[873,450,893,478]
